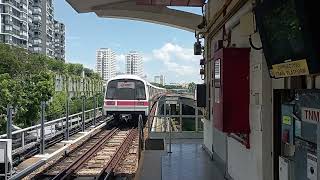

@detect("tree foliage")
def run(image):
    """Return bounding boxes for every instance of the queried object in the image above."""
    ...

[188,82,196,93]
[0,43,102,134]
[150,82,164,88]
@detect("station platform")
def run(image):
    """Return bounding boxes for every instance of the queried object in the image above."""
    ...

[136,139,226,180]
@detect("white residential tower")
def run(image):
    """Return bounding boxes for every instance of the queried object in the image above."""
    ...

[125,51,143,77]
[96,48,116,81]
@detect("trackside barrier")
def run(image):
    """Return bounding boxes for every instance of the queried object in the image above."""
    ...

[0,107,103,152]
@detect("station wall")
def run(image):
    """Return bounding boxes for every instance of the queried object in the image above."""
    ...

[203,0,273,179]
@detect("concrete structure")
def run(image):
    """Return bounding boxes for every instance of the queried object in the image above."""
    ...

[154,75,165,86]
[65,1,320,180]
[0,0,65,59]
[96,48,116,81]
[126,51,143,77]
[53,20,65,60]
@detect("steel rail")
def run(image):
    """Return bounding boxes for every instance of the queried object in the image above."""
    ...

[51,127,119,180]
[96,128,138,180]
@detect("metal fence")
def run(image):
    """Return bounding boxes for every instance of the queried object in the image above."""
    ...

[0,107,103,153]
[147,96,204,134]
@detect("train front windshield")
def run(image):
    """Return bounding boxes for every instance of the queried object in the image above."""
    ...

[106,79,146,100]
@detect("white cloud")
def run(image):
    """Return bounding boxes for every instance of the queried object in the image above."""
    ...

[142,53,152,62]
[153,43,199,63]
[116,54,126,64]
[152,42,200,76]
[116,54,126,72]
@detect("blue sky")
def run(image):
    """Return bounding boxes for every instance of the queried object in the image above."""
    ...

[54,1,203,83]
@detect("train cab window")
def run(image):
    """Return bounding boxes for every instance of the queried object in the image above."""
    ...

[106,87,116,99]
[106,79,146,100]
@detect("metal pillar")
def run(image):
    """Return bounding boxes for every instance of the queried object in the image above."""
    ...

[21,132,25,149]
[168,102,172,154]
[6,105,13,139]
[82,96,85,132]
[195,106,199,132]
[93,95,97,127]
[179,101,182,132]
[138,115,144,150]
[317,123,320,180]
[40,101,45,154]
[163,98,166,132]
[65,97,69,140]
[148,99,151,134]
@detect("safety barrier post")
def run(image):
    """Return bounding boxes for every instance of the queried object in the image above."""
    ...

[6,105,13,139]
[40,101,45,154]
[93,95,97,127]
[65,97,69,140]
[21,132,25,149]
[82,96,85,131]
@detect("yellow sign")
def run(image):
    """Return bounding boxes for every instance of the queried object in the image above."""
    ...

[282,116,292,125]
[271,59,309,78]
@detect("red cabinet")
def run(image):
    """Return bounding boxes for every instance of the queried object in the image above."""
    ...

[213,48,250,134]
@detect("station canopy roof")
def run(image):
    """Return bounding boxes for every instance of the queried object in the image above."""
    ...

[136,0,204,6]
[66,0,204,32]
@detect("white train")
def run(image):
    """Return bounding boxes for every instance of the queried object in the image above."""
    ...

[103,75,165,123]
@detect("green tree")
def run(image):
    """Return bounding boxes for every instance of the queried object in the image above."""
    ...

[151,82,164,88]
[0,43,103,132]
[0,74,23,133]
[188,82,196,93]
[0,44,23,76]
[47,58,65,73]
[14,72,54,127]
[66,63,83,76]
[47,92,66,120]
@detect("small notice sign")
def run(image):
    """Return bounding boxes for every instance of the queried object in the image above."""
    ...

[271,59,309,78]
[282,116,292,125]
[301,107,320,124]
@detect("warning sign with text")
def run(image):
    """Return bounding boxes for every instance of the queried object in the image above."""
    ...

[301,107,320,124]
[271,59,309,78]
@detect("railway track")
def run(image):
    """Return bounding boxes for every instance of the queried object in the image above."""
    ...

[34,127,139,180]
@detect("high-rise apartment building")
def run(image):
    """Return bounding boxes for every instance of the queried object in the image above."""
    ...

[0,0,29,48]
[126,51,143,77]
[96,48,116,81]
[54,20,65,60]
[0,0,65,60]
[154,75,165,86]
[31,0,55,57]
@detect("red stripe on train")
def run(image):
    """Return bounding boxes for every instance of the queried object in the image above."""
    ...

[104,100,149,106]
[117,101,149,106]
